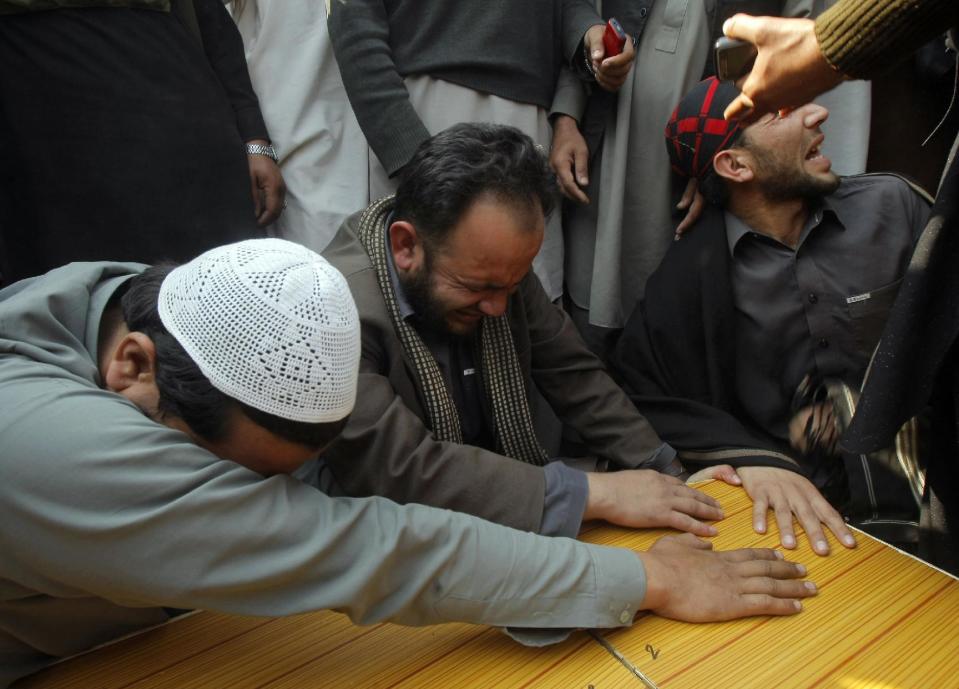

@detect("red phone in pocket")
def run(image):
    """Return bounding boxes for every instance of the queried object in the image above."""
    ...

[603,18,627,57]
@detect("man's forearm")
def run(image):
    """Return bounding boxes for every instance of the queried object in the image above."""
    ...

[816,0,958,80]
[195,0,268,141]
[550,66,589,121]
[327,0,430,176]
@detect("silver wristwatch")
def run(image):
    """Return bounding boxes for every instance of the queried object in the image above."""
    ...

[246,143,278,162]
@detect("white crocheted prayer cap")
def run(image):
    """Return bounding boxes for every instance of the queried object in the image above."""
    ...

[157,238,360,423]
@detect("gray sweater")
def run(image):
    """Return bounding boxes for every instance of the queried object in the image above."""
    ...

[328,0,601,175]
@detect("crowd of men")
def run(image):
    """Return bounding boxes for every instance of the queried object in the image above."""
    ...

[1,0,958,685]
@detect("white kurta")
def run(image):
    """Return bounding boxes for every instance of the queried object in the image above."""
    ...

[233,0,369,252]
[562,0,712,330]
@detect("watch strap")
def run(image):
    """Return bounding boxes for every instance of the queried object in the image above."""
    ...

[246,143,278,162]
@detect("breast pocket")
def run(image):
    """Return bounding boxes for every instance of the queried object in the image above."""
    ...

[846,278,902,356]
[654,0,690,54]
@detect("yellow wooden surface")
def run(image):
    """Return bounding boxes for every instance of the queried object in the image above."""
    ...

[581,481,959,689]
[16,481,959,689]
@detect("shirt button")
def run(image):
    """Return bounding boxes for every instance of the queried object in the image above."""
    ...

[819,338,829,349]
[808,293,818,304]
[640,7,648,17]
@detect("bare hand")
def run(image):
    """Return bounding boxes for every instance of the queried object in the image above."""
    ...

[584,24,636,92]
[721,15,844,123]
[686,464,742,487]
[737,466,856,555]
[247,139,287,227]
[585,469,725,536]
[639,533,816,621]
[549,115,590,204]
[674,177,705,238]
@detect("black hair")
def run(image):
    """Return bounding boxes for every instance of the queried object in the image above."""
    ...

[393,123,557,247]
[119,265,347,450]
[699,170,731,206]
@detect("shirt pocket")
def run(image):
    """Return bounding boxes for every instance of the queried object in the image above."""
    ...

[845,278,902,357]
[654,0,690,54]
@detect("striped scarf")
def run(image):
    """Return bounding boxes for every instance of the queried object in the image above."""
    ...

[356,196,548,465]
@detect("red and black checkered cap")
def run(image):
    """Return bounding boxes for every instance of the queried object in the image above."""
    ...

[664,77,743,180]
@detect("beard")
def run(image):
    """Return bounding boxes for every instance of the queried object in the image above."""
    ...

[750,146,841,203]
[397,254,478,338]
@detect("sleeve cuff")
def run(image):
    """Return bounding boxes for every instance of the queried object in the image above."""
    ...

[589,544,648,626]
[504,543,647,646]
[541,461,590,537]
[550,68,589,120]
[646,443,686,478]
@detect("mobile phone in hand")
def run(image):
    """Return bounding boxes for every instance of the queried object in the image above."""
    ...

[603,18,627,57]
[715,37,757,81]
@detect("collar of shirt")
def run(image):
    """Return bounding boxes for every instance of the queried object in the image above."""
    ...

[382,213,417,321]
[724,198,842,256]
[86,273,139,362]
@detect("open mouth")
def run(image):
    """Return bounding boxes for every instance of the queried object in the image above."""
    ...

[806,135,825,161]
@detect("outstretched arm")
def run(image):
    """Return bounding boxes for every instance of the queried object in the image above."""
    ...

[722,0,959,122]
[721,15,842,122]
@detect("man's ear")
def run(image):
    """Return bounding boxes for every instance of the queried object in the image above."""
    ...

[388,220,425,272]
[713,148,754,184]
[102,332,158,395]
